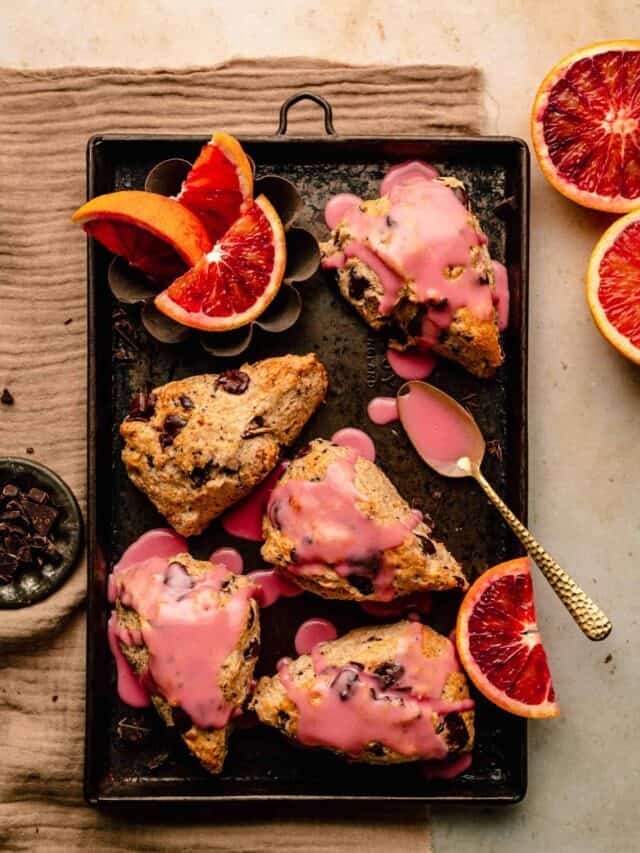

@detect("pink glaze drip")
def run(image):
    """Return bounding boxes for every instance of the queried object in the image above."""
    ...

[210,546,244,575]
[111,555,254,729]
[280,621,473,760]
[266,449,420,601]
[422,752,472,779]
[342,241,405,315]
[359,591,432,619]
[108,528,187,603]
[491,260,510,331]
[325,193,361,229]
[221,463,287,542]
[380,160,440,195]
[294,618,338,655]
[248,568,303,607]
[331,427,376,462]
[107,613,150,708]
[386,348,438,381]
[367,396,399,425]
[397,383,484,470]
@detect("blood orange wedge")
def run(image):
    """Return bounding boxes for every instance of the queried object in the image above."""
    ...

[587,209,640,363]
[531,41,640,213]
[72,190,211,284]
[177,132,253,242]
[155,194,286,331]
[456,557,559,719]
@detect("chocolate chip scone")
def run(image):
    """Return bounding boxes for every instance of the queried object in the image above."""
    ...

[251,620,474,764]
[111,552,260,774]
[321,166,504,378]
[120,354,328,536]
[261,438,467,600]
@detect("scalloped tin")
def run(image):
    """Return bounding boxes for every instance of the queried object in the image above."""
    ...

[0,457,83,609]
[104,159,319,358]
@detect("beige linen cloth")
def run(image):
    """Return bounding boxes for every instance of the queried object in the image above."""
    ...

[0,59,483,852]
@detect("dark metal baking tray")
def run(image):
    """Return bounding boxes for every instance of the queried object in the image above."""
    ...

[85,94,529,807]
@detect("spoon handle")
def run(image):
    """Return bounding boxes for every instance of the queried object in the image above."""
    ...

[463,459,612,641]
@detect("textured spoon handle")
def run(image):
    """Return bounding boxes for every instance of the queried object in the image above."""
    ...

[464,459,612,641]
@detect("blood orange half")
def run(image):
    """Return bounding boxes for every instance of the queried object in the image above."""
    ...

[155,194,286,331]
[531,41,640,213]
[456,557,559,719]
[72,190,211,284]
[587,208,640,363]
[177,132,253,243]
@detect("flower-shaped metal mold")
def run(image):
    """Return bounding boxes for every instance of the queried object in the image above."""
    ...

[107,156,320,356]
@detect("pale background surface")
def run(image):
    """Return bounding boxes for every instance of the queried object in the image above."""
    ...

[1,2,639,851]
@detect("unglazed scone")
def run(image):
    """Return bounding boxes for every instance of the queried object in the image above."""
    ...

[120,354,328,536]
[251,620,474,764]
[111,552,260,774]
[321,162,505,378]
[261,439,467,600]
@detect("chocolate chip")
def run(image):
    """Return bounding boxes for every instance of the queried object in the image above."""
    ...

[179,394,195,410]
[368,742,385,757]
[478,272,491,285]
[373,661,405,689]
[348,661,364,670]
[330,666,360,700]
[171,707,193,734]
[443,712,469,753]
[244,638,260,660]
[385,215,396,227]
[347,574,374,596]
[289,548,299,564]
[1,389,14,405]
[417,534,436,555]
[127,390,156,421]
[159,414,188,448]
[348,272,369,301]
[215,370,250,395]
[189,460,214,488]
[146,454,154,469]
[452,185,469,208]
[277,709,290,728]
[428,296,449,310]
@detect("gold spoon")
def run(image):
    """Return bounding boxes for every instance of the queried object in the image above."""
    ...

[397,380,612,641]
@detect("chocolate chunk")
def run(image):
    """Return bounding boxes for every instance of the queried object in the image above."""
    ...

[443,712,469,753]
[373,661,405,689]
[128,390,156,421]
[244,638,260,660]
[452,185,469,208]
[417,534,436,555]
[1,388,14,405]
[4,532,25,556]
[159,414,188,448]
[331,666,360,701]
[277,709,290,728]
[0,553,18,583]
[478,272,491,285]
[1,484,19,500]
[348,272,369,301]
[189,460,214,488]
[171,707,193,734]
[428,296,449,310]
[368,742,385,757]
[215,370,250,395]
[27,487,49,505]
[347,574,374,596]
[22,499,59,537]
[179,394,195,410]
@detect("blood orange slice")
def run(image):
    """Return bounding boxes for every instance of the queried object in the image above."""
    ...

[155,194,286,331]
[72,190,211,284]
[531,41,640,213]
[587,209,640,363]
[177,132,253,242]
[456,557,559,719]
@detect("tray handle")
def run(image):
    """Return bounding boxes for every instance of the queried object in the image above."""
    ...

[277,92,336,136]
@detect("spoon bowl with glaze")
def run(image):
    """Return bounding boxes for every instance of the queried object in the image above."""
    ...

[397,381,612,642]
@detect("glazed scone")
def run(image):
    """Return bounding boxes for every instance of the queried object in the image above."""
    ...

[251,620,474,764]
[120,354,328,536]
[261,439,467,600]
[321,163,505,379]
[111,552,260,775]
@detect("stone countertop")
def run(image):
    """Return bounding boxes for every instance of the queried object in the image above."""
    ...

[2,2,639,852]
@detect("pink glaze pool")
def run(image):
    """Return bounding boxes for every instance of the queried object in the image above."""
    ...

[294,617,338,655]
[221,463,287,542]
[331,427,376,461]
